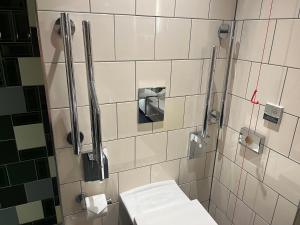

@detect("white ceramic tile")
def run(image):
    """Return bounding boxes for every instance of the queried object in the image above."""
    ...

[264,150,300,205]
[262,20,277,63]
[227,193,237,221]
[271,0,300,18]
[233,199,255,225]
[179,156,206,184]
[237,169,247,199]
[151,159,180,183]
[209,0,236,20]
[90,0,135,14]
[50,106,91,149]
[189,20,223,59]
[243,174,278,223]
[153,97,185,131]
[260,0,273,19]
[94,62,135,104]
[256,107,297,156]
[117,101,152,138]
[272,196,298,225]
[281,68,300,117]
[246,63,287,105]
[236,0,262,19]
[136,132,167,167]
[170,60,202,96]
[213,152,223,179]
[100,104,117,141]
[218,127,239,161]
[136,0,175,16]
[167,128,195,160]
[179,183,191,197]
[175,0,210,18]
[103,203,119,225]
[214,207,232,225]
[60,182,82,216]
[290,121,300,163]
[190,178,212,202]
[254,215,269,225]
[56,148,83,184]
[81,173,119,202]
[239,20,269,62]
[243,146,269,181]
[103,138,135,173]
[64,211,102,225]
[44,63,88,109]
[227,95,253,131]
[220,157,242,195]
[155,18,191,59]
[270,20,300,68]
[136,61,171,98]
[36,0,90,11]
[119,167,151,193]
[205,151,216,177]
[211,179,230,212]
[115,16,155,60]
[184,95,205,128]
[231,60,251,97]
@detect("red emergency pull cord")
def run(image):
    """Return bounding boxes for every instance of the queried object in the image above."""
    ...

[250,88,259,104]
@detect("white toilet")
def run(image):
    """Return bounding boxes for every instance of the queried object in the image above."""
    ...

[120,180,218,225]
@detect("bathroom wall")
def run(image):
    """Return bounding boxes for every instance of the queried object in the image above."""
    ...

[210,0,300,225]
[0,0,60,224]
[35,0,237,224]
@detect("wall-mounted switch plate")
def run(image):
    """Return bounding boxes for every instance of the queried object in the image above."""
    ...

[263,103,284,125]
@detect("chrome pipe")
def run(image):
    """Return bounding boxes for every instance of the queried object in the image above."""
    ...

[202,46,217,138]
[219,21,236,128]
[60,13,81,155]
[82,20,106,180]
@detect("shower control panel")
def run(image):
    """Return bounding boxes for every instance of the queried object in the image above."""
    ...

[263,103,284,125]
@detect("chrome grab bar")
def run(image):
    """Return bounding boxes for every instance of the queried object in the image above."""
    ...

[219,21,236,128]
[82,20,106,180]
[202,46,217,138]
[60,13,81,155]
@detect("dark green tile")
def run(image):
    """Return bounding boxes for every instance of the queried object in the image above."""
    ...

[0,115,14,140]
[0,185,27,208]
[12,112,42,126]
[23,87,40,112]
[0,44,33,57]
[0,87,26,116]
[0,61,5,87]
[25,178,54,202]
[45,135,54,156]
[14,12,31,42]
[0,12,14,42]
[7,161,37,185]
[35,158,50,179]
[31,28,40,57]
[41,110,50,134]
[0,207,18,225]
[32,216,57,225]
[42,199,55,218]
[19,147,47,161]
[2,59,21,86]
[0,140,19,165]
[0,0,26,10]
[0,166,9,187]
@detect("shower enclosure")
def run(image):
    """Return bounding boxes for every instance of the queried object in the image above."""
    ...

[1,0,300,225]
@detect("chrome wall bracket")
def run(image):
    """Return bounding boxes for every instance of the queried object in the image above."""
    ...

[188,131,209,159]
[238,127,265,154]
[54,17,76,36]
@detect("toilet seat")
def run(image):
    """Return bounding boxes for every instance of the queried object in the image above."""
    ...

[120,180,217,225]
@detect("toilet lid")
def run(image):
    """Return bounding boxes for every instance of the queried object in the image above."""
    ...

[134,200,218,225]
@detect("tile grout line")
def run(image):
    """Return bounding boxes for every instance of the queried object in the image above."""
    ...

[278,66,289,105]
[187,19,193,59]
[288,117,299,158]
[267,19,277,64]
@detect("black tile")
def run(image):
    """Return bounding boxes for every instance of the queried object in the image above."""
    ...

[35,158,50,179]
[14,12,31,42]
[19,147,47,161]
[42,110,50,134]
[32,216,57,225]
[7,161,37,185]
[23,86,41,112]
[0,12,15,42]
[0,43,33,57]
[52,178,59,205]
[0,0,26,10]
[38,86,47,110]
[0,185,27,208]
[31,27,40,57]
[42,199,55,217]
[0,86,26,116]
[0,115,14,140]
[12,112,42,126]
[0,140,19,165]
[0,166,9,187]
[2,59,21,86]
[0,61,5,87]
[45,135,54,156]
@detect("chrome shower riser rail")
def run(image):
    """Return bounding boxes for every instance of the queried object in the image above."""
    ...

[60,13,81,155]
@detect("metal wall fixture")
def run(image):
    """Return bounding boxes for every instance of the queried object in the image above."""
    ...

[188,46,217,159]
[82,20,109,181]
[238,127,265,154]
[138,87,166,124]
[58,13,82,155]
[219,21,236,128]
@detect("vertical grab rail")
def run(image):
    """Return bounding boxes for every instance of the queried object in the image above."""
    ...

[202,46,217,138]
[82,20,106,180]
[60,13,81,155]
[219,21,236,128]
